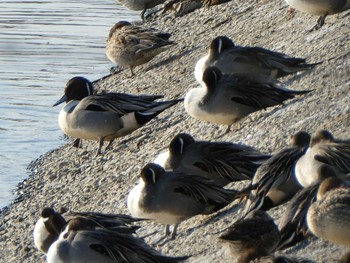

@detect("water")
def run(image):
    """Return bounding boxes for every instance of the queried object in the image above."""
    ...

[0,0,139,208]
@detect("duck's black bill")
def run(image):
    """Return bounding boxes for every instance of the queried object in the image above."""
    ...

[53,95,67,107]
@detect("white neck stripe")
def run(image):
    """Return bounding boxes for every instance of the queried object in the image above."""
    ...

[86,82,91,96]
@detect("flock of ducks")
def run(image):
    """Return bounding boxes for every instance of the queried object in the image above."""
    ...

[32,0,350,262]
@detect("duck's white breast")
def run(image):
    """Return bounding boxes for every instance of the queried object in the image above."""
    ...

[153,151,170,168]
[184,88,241,125]
[295,147,321,187]
[127,180,147,218]
[33,218,49,253]
[194,55,209,84]
[58,100,79,136]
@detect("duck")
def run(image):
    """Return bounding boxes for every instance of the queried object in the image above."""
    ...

[219,210,281,263]
[127,163,239,239]
[33,207,141,254]
[243,131,311,215]
[277,164,339,250]
[46,217,189,263]
[284,0,350,30]
[106,21,174,76]
[306,177,350,245]
[115,0,165,20]
[186,66,312,131]
[295,129,350,187]
[154,132,271,186]
[194,36,320,84]
[53,76,182,155]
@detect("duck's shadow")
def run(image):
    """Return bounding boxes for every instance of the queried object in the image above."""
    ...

[283,68,319,87]
[144,48,200,73]
[114,117,184,149]
[186,203,243,236]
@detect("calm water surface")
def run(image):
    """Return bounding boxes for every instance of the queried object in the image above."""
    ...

[0,0,139,208]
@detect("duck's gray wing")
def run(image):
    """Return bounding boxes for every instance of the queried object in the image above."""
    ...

[236,46,321,78]
[229,76,311,111]
[122,29,174,53]
[78,93,165,115]
[65,211,143,234]
[169,172,238,208]
[193,142,270,182]
[88,230,189,263]
[314,142,350,174]
[277,184,319,250]
[245,147,307,214]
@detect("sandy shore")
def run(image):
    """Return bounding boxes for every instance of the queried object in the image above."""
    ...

[1,0,349,262]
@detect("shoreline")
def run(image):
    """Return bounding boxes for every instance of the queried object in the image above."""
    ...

[1,0,350,262]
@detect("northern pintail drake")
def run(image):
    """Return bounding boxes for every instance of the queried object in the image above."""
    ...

[127,163,239,239]
[46,217,189,263]
[277,164,338,250]
[185,66,311,129]
[243,131,311,215]
[53,76,182,155]
[33,207,142,254]
[154,133,271,186]
[116,0,165,19]
[219,210,280,263]
[284,0,350,30]
[194,36,320,84]
[295,129,350,187]
[106,21,174,76]
[306,177,350,245]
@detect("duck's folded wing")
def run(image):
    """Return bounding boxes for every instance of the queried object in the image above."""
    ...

[117,30,164,53]
[65,211,143,233]
[277,184,318,250]
[315,143,350,174]
[223,47,289,70]
[229,78,299,110]
[79,93,164,115]
[246,147,307,213]
[170,173,237,205]
[89,230,188,263]
[244,46,306,64]
[88,232,147,262]
[193,142,269,181]
[122,30,173,53]
[138,35,173,52]
[245,46,321,77]
[255,147,306,188]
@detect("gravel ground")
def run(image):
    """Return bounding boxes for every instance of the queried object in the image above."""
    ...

[1,0,349,262]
